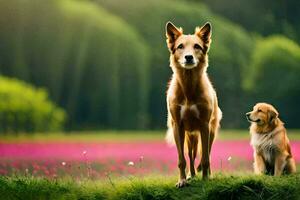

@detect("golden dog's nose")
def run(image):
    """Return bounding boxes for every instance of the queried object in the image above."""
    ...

[246,112,251,121]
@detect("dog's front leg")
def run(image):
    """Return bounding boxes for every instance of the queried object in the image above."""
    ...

[170,103,187,187]
[174,123,187,188]
[254,153,266,174]
[274,153,287,176]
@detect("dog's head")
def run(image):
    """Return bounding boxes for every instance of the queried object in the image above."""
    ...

[166,22,211,70]
[246,103,279,126]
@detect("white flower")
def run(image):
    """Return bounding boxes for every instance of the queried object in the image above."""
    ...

[227,156,232,161]
[62,162,66,166]
[128,161,134,166]
[82,150,87,155]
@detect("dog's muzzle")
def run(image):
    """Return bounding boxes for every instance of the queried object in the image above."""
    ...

[246,113,261,123]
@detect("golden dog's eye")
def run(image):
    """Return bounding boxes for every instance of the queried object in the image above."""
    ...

[194,44,202,50]
[177,44,184,49]
[257,109,262,112]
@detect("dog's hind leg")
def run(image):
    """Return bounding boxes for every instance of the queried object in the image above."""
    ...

[197,129,214,174]
[187,132,198,179]
[199,118,211,179]
[197,106,221,174]
[197,110,220,173]
[285,157,296,174]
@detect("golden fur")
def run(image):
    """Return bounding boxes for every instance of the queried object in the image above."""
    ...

[246,103,296,176]
[165,22,222,188]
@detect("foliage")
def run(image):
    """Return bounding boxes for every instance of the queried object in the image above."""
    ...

[1,174,300,199]
[0,0,299,129]
[200,0,300,43]
[243,36,300,127]
[0,0,150,129]
[0,76,65,133]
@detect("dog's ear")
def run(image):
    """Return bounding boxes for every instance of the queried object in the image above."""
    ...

[195,22,211,45]
[268,109,278,124]
[166,22,182,53]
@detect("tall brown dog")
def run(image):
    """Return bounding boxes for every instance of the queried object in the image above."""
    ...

[246,103,296,176]
[165,22,222,188]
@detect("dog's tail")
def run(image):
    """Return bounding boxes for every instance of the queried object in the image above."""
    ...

[166,126,175,146]
[165,114,175,145]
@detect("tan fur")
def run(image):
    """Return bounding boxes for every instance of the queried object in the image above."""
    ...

[246,103,296,176]
[165,22,222,188]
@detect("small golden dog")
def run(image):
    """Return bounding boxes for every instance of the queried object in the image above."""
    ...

[246,103,296,176]
[165,22,222,187]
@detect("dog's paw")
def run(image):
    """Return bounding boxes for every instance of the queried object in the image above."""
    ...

[186,174,195,181]
[175,179,189,188]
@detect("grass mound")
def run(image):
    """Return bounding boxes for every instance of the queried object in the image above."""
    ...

[1,173,300,200]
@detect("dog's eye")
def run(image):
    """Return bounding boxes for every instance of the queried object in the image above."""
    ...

[177,44,184,49]
[194,44,202,50]
[257,109,262,112]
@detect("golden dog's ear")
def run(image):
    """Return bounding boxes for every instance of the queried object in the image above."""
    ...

[268,109,278,123]
[166,22,182,53]
[195,22,211,44]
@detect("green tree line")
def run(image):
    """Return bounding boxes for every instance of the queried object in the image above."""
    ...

[0,0,299,130]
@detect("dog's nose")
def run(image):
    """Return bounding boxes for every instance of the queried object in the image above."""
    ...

[246,112,251,117]
[185,55,194,62]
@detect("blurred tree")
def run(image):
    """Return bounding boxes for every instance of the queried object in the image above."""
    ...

[243,35,300,128]
[0,0,150,129]
[200,0,300,43]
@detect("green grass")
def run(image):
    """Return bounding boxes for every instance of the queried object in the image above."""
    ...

[1,173,300,200]
[0,131,164,143]
[1,129,300,143]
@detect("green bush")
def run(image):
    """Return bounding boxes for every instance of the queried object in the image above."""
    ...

[243,35,300,127]
[96,0,254,128]
[0,76,66,133]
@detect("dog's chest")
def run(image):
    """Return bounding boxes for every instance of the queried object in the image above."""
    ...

[251,132,280,163]
[179,104,201,131]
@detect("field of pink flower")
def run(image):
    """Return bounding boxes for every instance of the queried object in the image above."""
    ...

[1,138,300,179]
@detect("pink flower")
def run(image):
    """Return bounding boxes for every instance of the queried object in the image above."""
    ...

[140,156,144,161]
[128,161,134,166]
